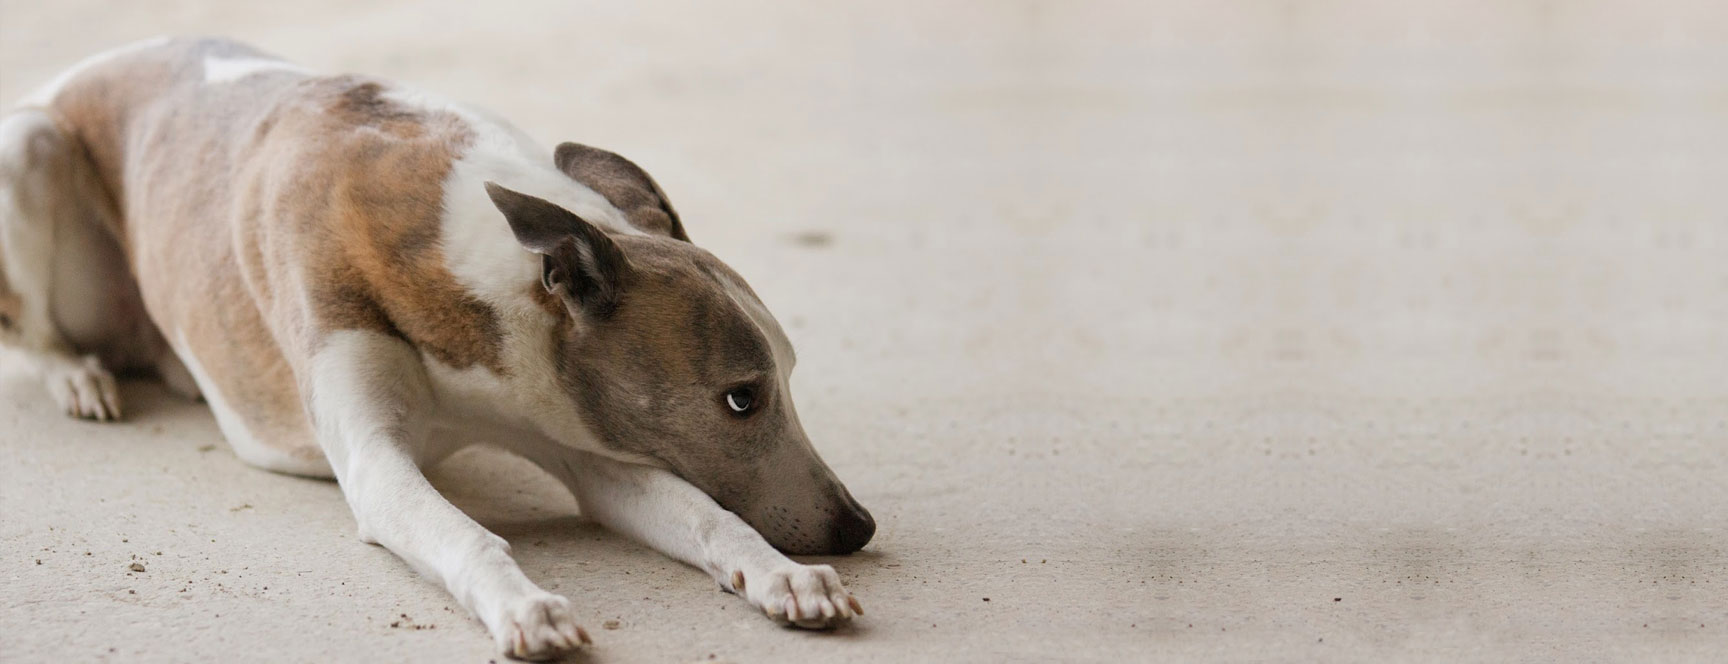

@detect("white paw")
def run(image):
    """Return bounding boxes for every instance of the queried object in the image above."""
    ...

[488,592,590,661]
[44,355,120,421]
[733,564,861,629]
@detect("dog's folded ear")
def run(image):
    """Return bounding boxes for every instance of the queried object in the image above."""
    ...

[553,142,689,242]
[484,182,631,318]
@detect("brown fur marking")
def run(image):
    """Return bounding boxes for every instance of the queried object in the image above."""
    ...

[300,78,499,369]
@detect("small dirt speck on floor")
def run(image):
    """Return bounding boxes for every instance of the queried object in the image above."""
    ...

[603,619,621,630]
[128,562,146,573]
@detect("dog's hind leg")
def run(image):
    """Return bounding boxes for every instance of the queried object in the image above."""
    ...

[0,108,135,420]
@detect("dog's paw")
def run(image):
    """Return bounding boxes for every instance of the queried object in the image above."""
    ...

[489,592,591,661]
[734,563,861,629]
[44,355,120,421]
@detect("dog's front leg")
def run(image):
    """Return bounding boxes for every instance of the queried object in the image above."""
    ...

[535,449,862,629]
[306,331,589,660]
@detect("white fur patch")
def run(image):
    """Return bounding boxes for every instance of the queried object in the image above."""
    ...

[202,55,310,84]
[20,36,171,107]
[431,132,599,448]
[304,330,426,471]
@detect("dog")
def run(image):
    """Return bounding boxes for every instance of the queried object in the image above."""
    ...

[0,37,874,660]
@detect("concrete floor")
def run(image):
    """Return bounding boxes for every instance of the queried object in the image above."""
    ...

[3,1,1727,662]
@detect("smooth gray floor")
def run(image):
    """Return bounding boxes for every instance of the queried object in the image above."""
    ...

[3,2,1725,662]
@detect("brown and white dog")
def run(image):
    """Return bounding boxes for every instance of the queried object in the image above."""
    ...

[0,37,873,660]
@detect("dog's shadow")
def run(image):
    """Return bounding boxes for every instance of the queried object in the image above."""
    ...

[425,446,626,557]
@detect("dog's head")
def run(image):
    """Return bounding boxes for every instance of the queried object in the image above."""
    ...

[483,145,873,555]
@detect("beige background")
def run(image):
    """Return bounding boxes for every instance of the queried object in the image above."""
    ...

[2,1,1725,662]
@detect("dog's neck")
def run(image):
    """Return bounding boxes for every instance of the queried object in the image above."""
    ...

[395,91,662,462]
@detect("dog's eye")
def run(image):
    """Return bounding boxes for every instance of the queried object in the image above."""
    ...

[724,387,755,416]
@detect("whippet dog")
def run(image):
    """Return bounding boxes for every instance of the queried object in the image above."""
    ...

[0,37,873,660]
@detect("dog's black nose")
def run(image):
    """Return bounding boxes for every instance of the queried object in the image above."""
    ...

[828,502,875,554]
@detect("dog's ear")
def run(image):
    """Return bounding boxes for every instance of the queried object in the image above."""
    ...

[553,141,689,242]
[484,182,631,318]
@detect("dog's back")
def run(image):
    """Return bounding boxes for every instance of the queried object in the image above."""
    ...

[31,37,545,475]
